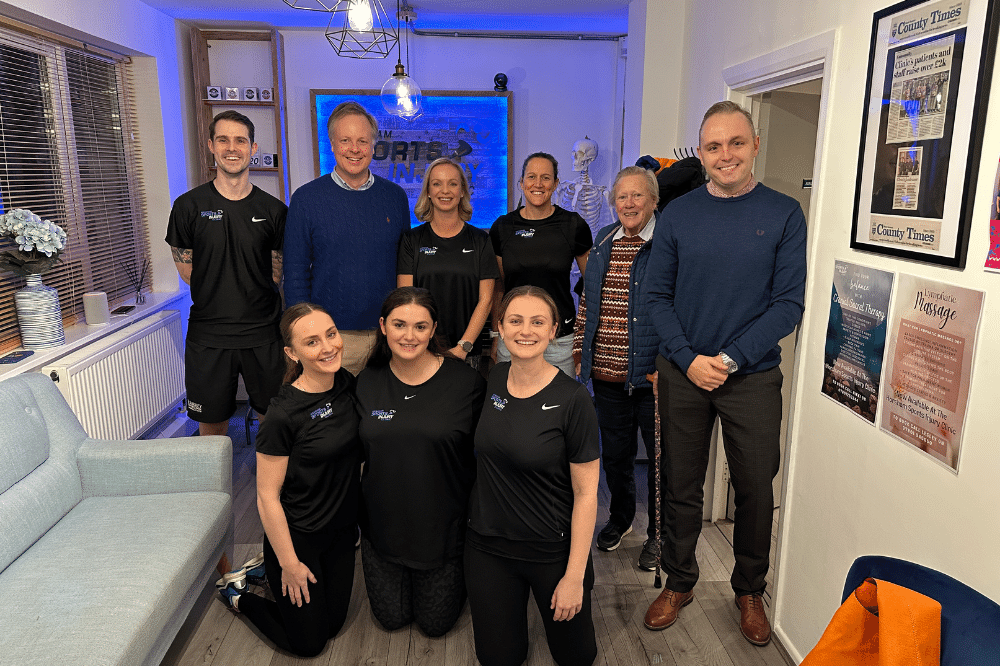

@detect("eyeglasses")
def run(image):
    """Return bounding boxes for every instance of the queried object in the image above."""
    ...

[615,192,647,204]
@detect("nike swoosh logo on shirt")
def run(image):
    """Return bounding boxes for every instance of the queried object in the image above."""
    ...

[564,318,573,324]
[404,395,416,400]
[462,248,474,253]
[541,404,560,410]
[251,217,266,222]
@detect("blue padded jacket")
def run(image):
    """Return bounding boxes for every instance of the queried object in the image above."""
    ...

[577,221,659,390]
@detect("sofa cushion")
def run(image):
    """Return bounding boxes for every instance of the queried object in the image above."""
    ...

[0,376,87,573]
[0,490,231,666]
[0,379,51,495]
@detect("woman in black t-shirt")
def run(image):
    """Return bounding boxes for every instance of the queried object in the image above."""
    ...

[466,285,600,666]
[489,153,593,376]
[398,158,499,370]
[215,302,362,658]
[356,287,486,636]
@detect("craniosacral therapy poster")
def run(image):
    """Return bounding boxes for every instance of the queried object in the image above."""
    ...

[822,260,894,424]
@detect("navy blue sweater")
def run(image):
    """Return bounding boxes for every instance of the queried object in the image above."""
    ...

[284,174,410,330]
[644,184,806,375]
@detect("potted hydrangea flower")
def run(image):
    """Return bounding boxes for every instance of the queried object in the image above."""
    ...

[0,208,69,349]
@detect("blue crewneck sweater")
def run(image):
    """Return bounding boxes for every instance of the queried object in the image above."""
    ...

[284,173,410,330]
[644,184,807,375]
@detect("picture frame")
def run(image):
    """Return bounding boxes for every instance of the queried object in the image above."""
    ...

[310,89,513,229]
[850,0,1000,268]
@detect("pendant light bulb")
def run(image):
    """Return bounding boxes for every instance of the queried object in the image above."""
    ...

[347,0,374,32]
[381,62,423,119]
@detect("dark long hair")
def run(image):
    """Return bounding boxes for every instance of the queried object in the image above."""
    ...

[279,302,334,384]
[365,287,453,368]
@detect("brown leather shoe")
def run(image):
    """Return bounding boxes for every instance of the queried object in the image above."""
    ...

[643,588,694,630]
[735,593,771,646]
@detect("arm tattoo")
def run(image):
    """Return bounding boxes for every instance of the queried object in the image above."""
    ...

[271,250,283,285]
[171,247,193,263]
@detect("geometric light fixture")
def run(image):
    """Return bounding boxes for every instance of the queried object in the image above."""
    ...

[325,0,398,59]
[380,1,423,119]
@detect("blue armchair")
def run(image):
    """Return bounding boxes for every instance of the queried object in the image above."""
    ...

[844,555,1000,666]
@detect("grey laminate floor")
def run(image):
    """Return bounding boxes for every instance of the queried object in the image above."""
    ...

[160,408,790,666]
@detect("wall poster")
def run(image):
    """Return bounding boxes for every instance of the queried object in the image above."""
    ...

[310,90,512,229]
[850,0,1000,268]
[822,260,895,424]
[985,156,1000,271]
[880,274,984,471]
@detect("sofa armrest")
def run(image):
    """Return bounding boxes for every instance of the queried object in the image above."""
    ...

[77,436,232,498]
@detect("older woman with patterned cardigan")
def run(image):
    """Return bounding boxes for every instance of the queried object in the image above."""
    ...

[572,165,661,570]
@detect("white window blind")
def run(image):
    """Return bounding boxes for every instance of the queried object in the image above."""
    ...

[0,25,149,351]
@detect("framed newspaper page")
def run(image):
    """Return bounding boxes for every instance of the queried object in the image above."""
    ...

[850,0,1000,268]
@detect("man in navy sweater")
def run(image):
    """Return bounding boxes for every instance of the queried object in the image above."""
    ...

[642,101,807,646]
[284,101,410,374]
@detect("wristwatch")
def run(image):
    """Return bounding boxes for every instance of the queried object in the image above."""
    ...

[719,352,739,374]
[458,340,474,353]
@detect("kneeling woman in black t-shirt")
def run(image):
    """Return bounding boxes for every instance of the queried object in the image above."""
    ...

[356,287,486,636]
[216,302,362,658]
[466,285,601,666]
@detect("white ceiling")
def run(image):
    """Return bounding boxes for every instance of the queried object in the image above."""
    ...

[140,0,631,34]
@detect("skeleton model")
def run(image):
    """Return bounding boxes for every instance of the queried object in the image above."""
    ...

[555,137,614,238]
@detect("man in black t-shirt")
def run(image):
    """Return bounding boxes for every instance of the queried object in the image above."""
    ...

[165,110,287,436]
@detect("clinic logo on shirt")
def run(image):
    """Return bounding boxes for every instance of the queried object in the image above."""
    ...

[514,229,536,238]
[310,403,333,420]
[419,246,438,255]
[200,210,223,222]
[491,394,508,411]
[371,409,396,422]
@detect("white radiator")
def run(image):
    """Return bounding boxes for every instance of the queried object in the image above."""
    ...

[42,310,185,440]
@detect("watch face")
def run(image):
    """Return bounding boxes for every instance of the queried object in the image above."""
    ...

[460,341,474,353]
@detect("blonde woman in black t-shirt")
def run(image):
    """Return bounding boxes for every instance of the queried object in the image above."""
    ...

[356,287,486,636]
[397,158,499,370]
[215,302,362,658]
[466,285,600,666]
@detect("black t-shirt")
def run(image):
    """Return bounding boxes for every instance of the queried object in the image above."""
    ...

[255,370,362,534]
[165,182,286,348]
[396,222,500,351]
[489,206,592,337]
[356,358,486,568]
[467,363,599,559]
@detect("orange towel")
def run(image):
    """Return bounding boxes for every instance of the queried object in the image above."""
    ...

[801,578,941,666]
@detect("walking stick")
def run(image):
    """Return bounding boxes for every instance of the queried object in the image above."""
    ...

[647,371,662,589]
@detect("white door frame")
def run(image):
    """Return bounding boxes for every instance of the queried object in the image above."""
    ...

[703,30,837,528]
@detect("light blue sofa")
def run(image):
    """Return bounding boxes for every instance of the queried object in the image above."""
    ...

[0,373,232,666]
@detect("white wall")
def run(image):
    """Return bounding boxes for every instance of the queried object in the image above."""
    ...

[637,0,1000,661]
[1,0,187,295]
[276,29,623,204]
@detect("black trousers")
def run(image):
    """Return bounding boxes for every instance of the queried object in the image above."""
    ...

[238,524,356,657]
[656,356,782,597]
[464,545,597,666]
[592,379,658,539]
[360,536,466,637]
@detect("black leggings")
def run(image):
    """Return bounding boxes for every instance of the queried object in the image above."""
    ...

[360,536,466,637]
[464,545,597,666]
[238,524,356,657]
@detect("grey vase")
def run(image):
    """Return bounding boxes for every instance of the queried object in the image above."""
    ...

[15,274,66,349]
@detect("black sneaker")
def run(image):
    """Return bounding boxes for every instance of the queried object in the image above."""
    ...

[637,537,660,571]
[596,521,632,551]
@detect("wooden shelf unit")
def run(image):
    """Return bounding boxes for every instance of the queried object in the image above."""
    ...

[190,28,291,203]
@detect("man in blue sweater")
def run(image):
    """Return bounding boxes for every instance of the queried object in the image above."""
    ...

[642,101,806,646]
[284,101,410,373]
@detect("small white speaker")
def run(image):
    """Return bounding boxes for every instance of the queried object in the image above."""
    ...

[83,292,110,325]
